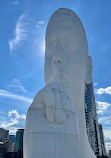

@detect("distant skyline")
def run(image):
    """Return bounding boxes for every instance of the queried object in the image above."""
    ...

[0,0,111,152]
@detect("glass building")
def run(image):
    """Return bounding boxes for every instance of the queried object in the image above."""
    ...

[99,124,106,156]
[109,150,111,158]
[85,82,102,157]
[15,129,24,152]
[0,128,9,143]
[9,135,15,143]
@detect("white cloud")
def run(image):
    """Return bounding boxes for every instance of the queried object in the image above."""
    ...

[103,129,111,152]
[38,21,44,25]
[105,142,111,152]
[96,101,110,114]
[0,110,26,134]
[9,15,45,54]
[96,86,111,95]
[93,82,98,87]
[11,0,19,5]
[9,78,27,93]
[35,20,44,28]
[98,116,111,125]
[0,89,32,103]
[8,110,26,120]
[0,119,18,129]
[9,14,28,52]
[39,38,45,55]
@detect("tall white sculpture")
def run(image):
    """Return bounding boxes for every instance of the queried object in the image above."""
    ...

[24,8,96,158]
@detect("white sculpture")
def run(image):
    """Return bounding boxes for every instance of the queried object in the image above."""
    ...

[24,8,96,158]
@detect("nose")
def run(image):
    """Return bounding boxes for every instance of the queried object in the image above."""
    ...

[52,39,63,64]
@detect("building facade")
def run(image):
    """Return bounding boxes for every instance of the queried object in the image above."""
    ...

[85,82,102,157]
[0,128,9,143]
[85,56,102,157]
[15,129,24,158]
[99,124,106,156]
[9,135,15,144]
[15,129,24,152]
[9,135,16,152]
[109,150,111,158]
[0,142,7,158]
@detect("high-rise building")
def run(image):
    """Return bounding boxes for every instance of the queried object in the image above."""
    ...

[9,135,16,152]
[85,82,102,156]
[0,128,9,143]
[109,150,111,158]
[0,128,12,156]
[15,129,24,152]
[99,124,106,156]
[0,142,7,158]
[9,135,15,143]
[85,56,102,157]
[15,129,24,158]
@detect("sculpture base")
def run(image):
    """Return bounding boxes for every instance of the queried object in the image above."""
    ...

[24,132,79,158]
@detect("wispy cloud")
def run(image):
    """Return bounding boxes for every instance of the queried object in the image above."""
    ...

[9,14,45,54]
[103,129,111,151]
[98,116,111,125]
[0,89,32,103]
[93,82,98,87]
[96,101,110,114]
[35,20,44,28]
[0,119,18,129]
[9,14,28,52]
[105,142,111,152]
[96,86,111,95]
[38,21,44,25]
[11,0,19,5]
[9,78,27,93]
[0,110,26,134]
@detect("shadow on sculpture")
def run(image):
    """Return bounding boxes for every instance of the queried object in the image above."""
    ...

[24,8,96,158]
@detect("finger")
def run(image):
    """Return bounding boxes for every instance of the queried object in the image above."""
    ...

[46,106,55,124]
[60,92,71,114]
[55,109,66,124]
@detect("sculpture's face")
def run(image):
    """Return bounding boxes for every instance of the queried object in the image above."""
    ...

[45,9,88,85]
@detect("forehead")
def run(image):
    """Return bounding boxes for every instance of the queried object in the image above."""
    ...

[46,28,70,43]
[46,20,81,42]
[46,18,86,51]
[46,26,85,54]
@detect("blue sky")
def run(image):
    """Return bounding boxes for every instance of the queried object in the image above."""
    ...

[0,0,111,152]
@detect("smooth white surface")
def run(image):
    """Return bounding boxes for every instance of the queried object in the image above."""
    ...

[24,8,96,158]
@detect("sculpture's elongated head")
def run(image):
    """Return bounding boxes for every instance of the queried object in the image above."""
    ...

[45,8,88,85]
